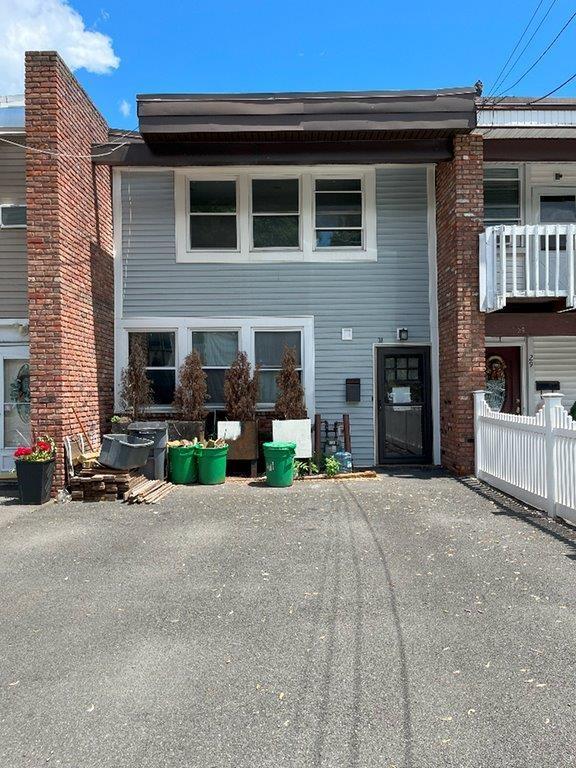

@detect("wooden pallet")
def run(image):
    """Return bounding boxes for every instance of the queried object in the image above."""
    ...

[69,466,145,502]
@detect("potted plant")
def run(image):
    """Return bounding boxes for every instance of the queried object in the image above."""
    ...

[272,345,312,460]
[119,335,153,420]
[171,351,207,441]
[218,351,260,470]
[14,435,56,504]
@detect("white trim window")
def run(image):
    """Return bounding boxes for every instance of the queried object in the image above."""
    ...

[251,178,300,250]
[314,178,363,248]
[191,330,239,407]
[0,204,26,228]
[254,329,302,406]
[175,166,377,263]
[189,179,238,251]
[118,317,315,415]
[128,331,177,407]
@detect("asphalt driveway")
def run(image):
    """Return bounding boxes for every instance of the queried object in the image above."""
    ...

[0,472,575,768]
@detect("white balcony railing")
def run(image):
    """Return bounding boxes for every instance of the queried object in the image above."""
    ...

[479,224,576,312]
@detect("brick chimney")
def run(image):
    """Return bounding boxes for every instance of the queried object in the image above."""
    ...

[25,51,114,489]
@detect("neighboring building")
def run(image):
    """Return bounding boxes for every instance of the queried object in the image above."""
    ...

[478,99,576,417]
[0,96,29,476]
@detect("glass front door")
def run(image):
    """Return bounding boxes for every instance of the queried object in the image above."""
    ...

[377,347,432,464]
[1,347,30,474]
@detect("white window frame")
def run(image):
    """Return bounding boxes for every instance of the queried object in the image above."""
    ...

[190,328,241,408]
[175,165,377,263]
[313,176,365,250]
[187,176,239,252]
[117,317,315,415]
[0,204,27,229]
[250,176,301,252]
[126,329,178,412]
[252,327,304,410]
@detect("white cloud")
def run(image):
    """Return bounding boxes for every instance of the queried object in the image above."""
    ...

[0,0,120,94]
[119,99,131,117]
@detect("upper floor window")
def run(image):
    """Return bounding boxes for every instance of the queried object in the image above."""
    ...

[484,167,520,227]
[189,180,237,250]
[0,204,26,228]
[175,167,377,263]
[252,179,299,249]
[315,179,363,248]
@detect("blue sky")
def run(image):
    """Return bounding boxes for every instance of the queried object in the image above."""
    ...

[3,0,576,127]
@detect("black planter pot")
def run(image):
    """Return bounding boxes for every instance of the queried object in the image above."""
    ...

[15,459,55,505]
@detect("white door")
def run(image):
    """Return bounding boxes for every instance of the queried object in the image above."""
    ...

[0,346,30,474]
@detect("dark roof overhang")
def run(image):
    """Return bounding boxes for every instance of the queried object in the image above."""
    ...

[136,87,477,139]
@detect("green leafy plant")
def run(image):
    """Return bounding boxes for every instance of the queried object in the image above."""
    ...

[294,459,319,478]
[224,352,260,421]
[173,350,208,421]
[324,455,340,477]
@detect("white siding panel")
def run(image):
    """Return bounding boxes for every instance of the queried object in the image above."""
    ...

[529,336,576,414]
[120,167,431,465]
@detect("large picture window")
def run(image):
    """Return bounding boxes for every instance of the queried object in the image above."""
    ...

[191,330,239,406]
[128,331,176,406]
[176,168,377,263]
[255,330,302,404]
[120,319,314,416]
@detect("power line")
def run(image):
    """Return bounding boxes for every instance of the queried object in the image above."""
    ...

[527,71,576,103]
[0,125,140,160]
[488,0,560,97]
[487,0,547,96]
[490,8,576,104]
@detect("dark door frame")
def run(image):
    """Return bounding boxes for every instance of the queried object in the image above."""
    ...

[375,345,433,465]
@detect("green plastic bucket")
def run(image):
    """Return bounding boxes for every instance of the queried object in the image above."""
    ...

[197,445,228,485]
[169,444,198,485]
[263,441,296,488]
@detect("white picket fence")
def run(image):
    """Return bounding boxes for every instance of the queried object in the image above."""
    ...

[473,391,576,524]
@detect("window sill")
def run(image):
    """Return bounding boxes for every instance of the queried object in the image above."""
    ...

[176,249,377,264]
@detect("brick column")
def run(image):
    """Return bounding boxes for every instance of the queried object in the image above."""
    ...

[435,134,485,475]
[25,51,114,489]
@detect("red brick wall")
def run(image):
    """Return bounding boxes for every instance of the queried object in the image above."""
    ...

[26,51,114,489]
[435,134,486,474]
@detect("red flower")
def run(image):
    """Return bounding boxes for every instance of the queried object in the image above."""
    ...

[14,446,32,458]
[36,441,51,452]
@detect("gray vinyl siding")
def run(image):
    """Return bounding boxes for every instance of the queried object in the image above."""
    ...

[120,167,431,465]
[0,140,27,319]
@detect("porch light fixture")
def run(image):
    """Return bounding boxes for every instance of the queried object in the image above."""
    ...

[397,327,409,342]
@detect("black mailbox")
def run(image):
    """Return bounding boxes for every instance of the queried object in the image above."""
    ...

[536,380,560,392]
[346,378,361,402]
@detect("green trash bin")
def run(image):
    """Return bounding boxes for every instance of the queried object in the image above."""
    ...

[263,441,296,488]
[197,444,229,485]
[169,444,198,485]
